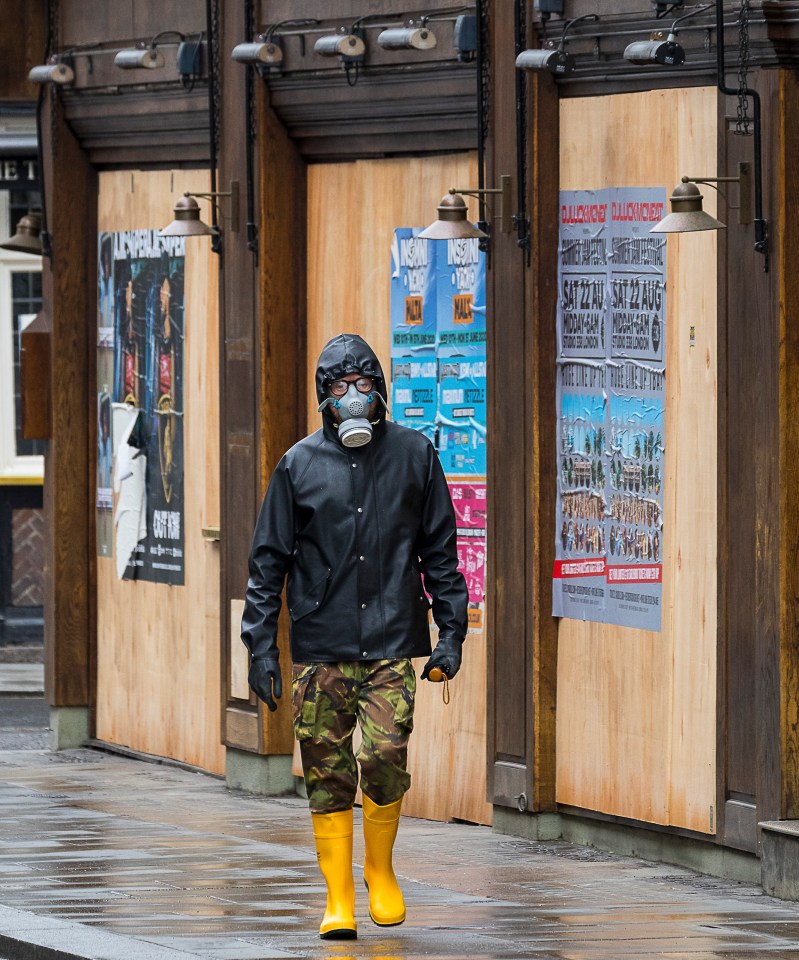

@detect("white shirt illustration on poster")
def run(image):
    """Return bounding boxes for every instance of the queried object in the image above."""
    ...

[112,404,147,580]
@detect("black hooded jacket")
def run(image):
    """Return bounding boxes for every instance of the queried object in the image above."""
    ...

[241,333,468,664]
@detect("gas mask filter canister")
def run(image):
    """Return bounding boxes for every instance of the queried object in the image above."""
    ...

[319,382,374,447]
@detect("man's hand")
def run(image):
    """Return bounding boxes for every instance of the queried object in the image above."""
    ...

[248,658,282,711]
[421,636,463,681]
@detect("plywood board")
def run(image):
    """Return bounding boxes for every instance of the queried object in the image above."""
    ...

[556,87,717,833]
[305,156,491,825]
[96,170,224,775]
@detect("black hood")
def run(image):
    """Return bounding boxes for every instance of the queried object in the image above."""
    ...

[315,334,388,444]
[315,333,388,406]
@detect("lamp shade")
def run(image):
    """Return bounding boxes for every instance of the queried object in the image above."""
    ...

[158,195,216,238]
[650,181,725,234]
[418,193,487,241]
[0,211,42,255]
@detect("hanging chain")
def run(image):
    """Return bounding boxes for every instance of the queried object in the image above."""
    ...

[480,0,490,147]
[734,0,751,135]
[210,0,222,162]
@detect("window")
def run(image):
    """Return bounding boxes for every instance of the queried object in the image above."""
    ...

[0,187,43,482]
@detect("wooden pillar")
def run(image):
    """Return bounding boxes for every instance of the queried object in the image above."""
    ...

[778,67,799,821]
[486,1,558,814]
[218,3,302,756]
[257,96,307,755]
[527,69,559,813]
[217,0,262,752]
[40,89,97,711]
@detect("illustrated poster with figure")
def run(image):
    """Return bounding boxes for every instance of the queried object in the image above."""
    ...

[552,188,667,631]
[101,229,187,584]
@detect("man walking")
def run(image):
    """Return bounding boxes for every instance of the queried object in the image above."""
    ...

[241,333,467,940]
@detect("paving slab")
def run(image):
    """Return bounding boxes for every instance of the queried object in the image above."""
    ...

[0,746,798,959]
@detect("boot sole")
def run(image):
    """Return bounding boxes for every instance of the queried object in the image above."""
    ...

[320,929,357,940]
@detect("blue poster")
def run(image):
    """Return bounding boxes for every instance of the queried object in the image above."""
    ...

[391,357,437,443]
[390,228,436,357]
[435,237,487,359]
[437,356,487,476]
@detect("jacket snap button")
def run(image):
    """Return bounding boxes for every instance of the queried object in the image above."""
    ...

[351,463,357,468]
[359,555,365,561]
[357,507,363,513]
[361,603,367,609]
[362,651,368,657]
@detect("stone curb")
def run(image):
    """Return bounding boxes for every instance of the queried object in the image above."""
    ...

[0,905,202,960]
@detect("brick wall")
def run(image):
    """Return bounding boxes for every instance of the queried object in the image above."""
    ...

[11,508,44,606]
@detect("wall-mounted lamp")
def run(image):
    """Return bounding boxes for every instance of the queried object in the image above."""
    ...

[624,4,710,67]
[419,175,513,241]
[114,32,190,72]
[232,36,283,66]
[377,26,437,50]
[651,162,752,235]
[28,59,74,84]
[624,32,684,66]
[516,14,598,77]
[114,43,165,69]
[314,32,365,59]
[0,211,43,255]
[159,181,239,252]
[651,2,768,269]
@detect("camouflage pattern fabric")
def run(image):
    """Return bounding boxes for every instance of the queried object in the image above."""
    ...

[291,659,416,813]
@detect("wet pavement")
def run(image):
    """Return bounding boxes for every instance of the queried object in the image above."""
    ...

[1,719,799,958]
[0,695,49,750]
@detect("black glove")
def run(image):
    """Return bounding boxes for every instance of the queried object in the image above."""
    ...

[248,658,282,712]
[421,636,463,681]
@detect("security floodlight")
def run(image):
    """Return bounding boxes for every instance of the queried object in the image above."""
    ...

[231,39,283,66]
[114,45,165,69]
[623,32,685,66]
[515,47,575,75]
[28,61,74,84]
[515,14,597,78]
[377,27,437,51]
[314,33,365,58]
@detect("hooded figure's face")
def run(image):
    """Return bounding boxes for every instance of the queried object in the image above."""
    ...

[315,334,388,447]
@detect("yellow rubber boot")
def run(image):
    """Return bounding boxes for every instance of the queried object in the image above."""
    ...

[311,809,357,940]
[362,795,405,926]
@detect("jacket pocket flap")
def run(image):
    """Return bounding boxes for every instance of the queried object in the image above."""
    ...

[289,569,331,621]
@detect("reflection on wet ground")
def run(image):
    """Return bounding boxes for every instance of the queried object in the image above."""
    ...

[0,748,798,958]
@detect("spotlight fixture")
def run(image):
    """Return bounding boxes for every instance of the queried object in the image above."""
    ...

[0,211,43,255]
[28,60,74,84]
[231,36,283,66]
[377,27,437,51]
[623,32,684,66]
[114,43,165,69]
[624,4,711,67]
[419,175,513,241]
[159,181,240,244]
[314,32,365,59]
[516,46,574,75]
[516,14,598,77]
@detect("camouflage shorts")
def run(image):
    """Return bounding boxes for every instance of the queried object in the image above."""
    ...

[291,659,416,814]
